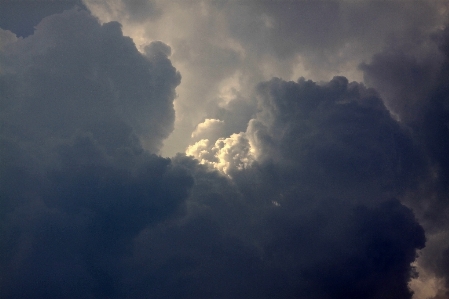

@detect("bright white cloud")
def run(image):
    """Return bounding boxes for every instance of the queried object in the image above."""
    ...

[187,132,254,175]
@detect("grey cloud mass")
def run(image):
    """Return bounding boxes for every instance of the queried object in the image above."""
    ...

[362,25,449,297]
[0,8,180,154]
[1,1,448,299]
[246,77,425,201]
[0,0,86,37]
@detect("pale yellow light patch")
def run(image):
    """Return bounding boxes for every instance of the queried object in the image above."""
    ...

[186,133,255,176]
[185,139,215,164]
[410,262,446,299]
[213,133,254,174]
[409,230,449,299]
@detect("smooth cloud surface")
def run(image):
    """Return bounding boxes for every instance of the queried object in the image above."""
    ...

[0,1,448,299]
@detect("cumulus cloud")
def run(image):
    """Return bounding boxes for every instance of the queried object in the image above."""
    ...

[192,76,424,201]
[84,0,443,155]
[183,75,426,298]
[181,77,425,298]
[1,2,447,299]
[0,8,188,298]
[187,132,255,175]
[0,8,180,155]
[82,0,447,156]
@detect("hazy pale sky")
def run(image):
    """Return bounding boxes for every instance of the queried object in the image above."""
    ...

[1,1,449,298]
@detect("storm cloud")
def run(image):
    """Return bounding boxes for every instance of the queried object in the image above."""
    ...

[0,1,448,299]
[0,8,188,298]
[362,25,449,297]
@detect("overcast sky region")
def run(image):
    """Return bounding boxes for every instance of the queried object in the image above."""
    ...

[1,0,449,298]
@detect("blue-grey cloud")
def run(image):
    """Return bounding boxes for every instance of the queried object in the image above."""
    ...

[362,26,449,297]
[0,8,188,298]
[0,4,435,299]
[0,8,180,155]
[0,0,86,37]
[174,76,427,298]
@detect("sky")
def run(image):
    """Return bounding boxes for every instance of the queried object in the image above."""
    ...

[0,0,449,298]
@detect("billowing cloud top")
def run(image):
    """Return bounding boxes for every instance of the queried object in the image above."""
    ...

[1,1,449,299]
[1,9,180,155]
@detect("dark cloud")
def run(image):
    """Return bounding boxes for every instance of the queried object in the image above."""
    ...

[224,76,425,203]
[185,76,426,298]
[362,25,449,298]
[0,0,86,37]
[0,8,180,154]
[0,150,194,299]
[0,5,431,299]
[123,155,425,299]
[0,8,188,298]
[362,26,449,225]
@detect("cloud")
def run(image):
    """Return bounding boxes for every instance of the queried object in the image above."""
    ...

[190,76,424,201]
[182,75,427,298]
[0,8,180,155]
[190,118,225,142]
[362,25,449,297]
[187,132,255,175]
[0,146,194,298]
[0,8,189,298]
[0,0,86,37]
[0,2,445,299]
[0,28,17,49]
[124,155,425,299]
[81,0,446,157]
